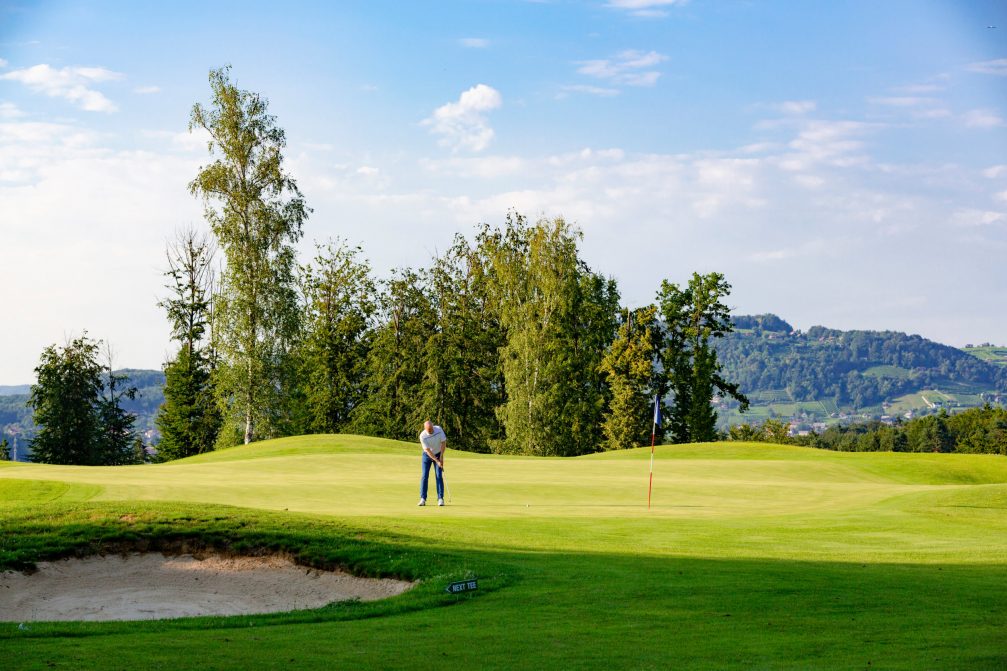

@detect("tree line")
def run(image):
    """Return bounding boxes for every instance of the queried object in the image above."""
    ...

[26,66,747,465]
[728,405,1007,455]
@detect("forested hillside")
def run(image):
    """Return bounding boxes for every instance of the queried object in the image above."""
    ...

[0,370,164,459]
[717,315,1007,428]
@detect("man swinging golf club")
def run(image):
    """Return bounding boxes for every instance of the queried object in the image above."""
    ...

[418,420,447,506]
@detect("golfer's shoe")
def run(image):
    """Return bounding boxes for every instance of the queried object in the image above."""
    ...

[438,498,445,506]
[417,499,426,506]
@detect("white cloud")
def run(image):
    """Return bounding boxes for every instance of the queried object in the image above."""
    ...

[5,107,1005,379]
[994,190,1007,204]
[576,50,667,88]
[133,85,160,94]
[605,0,688,18]
[776,120,873,172]
[356,165,380,176]
[913,108,952,120]
[558,84,621,98]
[963,109,1004,128]
[0,58,7,68]
[0,64,123,112]
[869,96,938,107]
[422,84,502,152]
[749,239,832,263]
[459,38,489,48]
[951,209,1006,227]
[966,59,1007,76]
[420,155,526,179]
[0,119,205,380]
[777,100,816,115]
[0,102,23,119]
[894,83,944,94]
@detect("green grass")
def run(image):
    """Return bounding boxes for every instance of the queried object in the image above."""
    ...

[2,435,1007,669]
[963,346,1007,367]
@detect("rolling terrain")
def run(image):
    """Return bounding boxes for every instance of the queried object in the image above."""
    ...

[717,315,1007,430]
[2,435,1006,669]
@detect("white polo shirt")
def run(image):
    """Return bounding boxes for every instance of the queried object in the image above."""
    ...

[419,426,446,456]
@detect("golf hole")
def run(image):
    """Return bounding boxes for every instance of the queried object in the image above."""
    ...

[0,553,414,622]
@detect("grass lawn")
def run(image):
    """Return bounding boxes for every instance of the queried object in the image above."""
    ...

[963,346,1007,367]
[2,436,1007,669]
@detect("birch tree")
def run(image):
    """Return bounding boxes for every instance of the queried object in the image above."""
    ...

[189,66,308,445]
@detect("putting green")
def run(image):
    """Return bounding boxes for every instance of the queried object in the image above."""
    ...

[2,437,1006,669]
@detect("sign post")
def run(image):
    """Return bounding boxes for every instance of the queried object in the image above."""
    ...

[445,579,479,594]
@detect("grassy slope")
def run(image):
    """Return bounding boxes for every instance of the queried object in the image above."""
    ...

[2,436,1007,670]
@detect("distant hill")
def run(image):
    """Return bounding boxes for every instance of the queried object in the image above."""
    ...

[716,315,1007,430]
[1,369,164,461]
[0,385,30,396]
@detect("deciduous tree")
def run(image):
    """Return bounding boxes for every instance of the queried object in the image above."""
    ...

[484,214,619,456]
[189,66,309,445]
[658,272,749,443]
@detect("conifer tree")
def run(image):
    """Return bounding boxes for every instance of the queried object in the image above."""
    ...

[156,227,221,460]
[96,346,142,466]
[349,269,434,441]
[296,240,376,434]
[29,335,141,465]
[29,335,104,465]
[419,235,505,452]
[600,305,662,450]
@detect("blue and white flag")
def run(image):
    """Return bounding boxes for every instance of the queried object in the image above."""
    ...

[652,394,661,428]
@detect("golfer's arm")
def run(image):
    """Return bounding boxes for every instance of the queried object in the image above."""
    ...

[440,441,446,464]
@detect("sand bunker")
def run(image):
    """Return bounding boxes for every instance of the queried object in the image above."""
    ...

[0,553,413,622]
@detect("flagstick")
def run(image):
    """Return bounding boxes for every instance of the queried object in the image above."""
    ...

[648,429,655,509]
[649,394,659,509]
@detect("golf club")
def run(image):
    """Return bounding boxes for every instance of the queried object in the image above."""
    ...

[439,462,452,504]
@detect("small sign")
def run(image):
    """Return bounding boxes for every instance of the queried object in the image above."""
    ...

[445,579,479,594]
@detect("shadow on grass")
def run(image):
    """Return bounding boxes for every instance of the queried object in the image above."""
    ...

[1,501,1006,670]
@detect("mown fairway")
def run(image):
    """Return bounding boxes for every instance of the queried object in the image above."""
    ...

[2,437,1007,670]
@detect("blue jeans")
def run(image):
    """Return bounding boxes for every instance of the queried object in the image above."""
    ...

[420,452,444,500]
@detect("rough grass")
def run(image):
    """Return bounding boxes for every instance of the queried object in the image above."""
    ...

[2,436,1006,670]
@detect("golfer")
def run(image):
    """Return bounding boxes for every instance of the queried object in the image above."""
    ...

[418,420,447,506]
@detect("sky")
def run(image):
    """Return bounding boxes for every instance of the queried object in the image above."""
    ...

[1,0,1006,383]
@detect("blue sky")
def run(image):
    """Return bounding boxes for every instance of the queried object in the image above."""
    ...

[1,0,1006,382]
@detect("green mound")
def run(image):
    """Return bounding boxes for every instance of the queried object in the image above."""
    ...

[0,478,102,504]
[2,436,1006,669]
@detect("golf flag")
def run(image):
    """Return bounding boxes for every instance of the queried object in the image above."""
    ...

[649,395,659,509]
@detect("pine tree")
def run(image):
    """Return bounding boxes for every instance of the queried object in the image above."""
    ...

[600,306,661,450]
[416,235,506,452]
[349,269,434,441]
[28,335,104,465]
[28,335,141,465]
[189,65,308,445]
[296,240,376,434]
[156,227,221,460]
[96,348,141,466]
